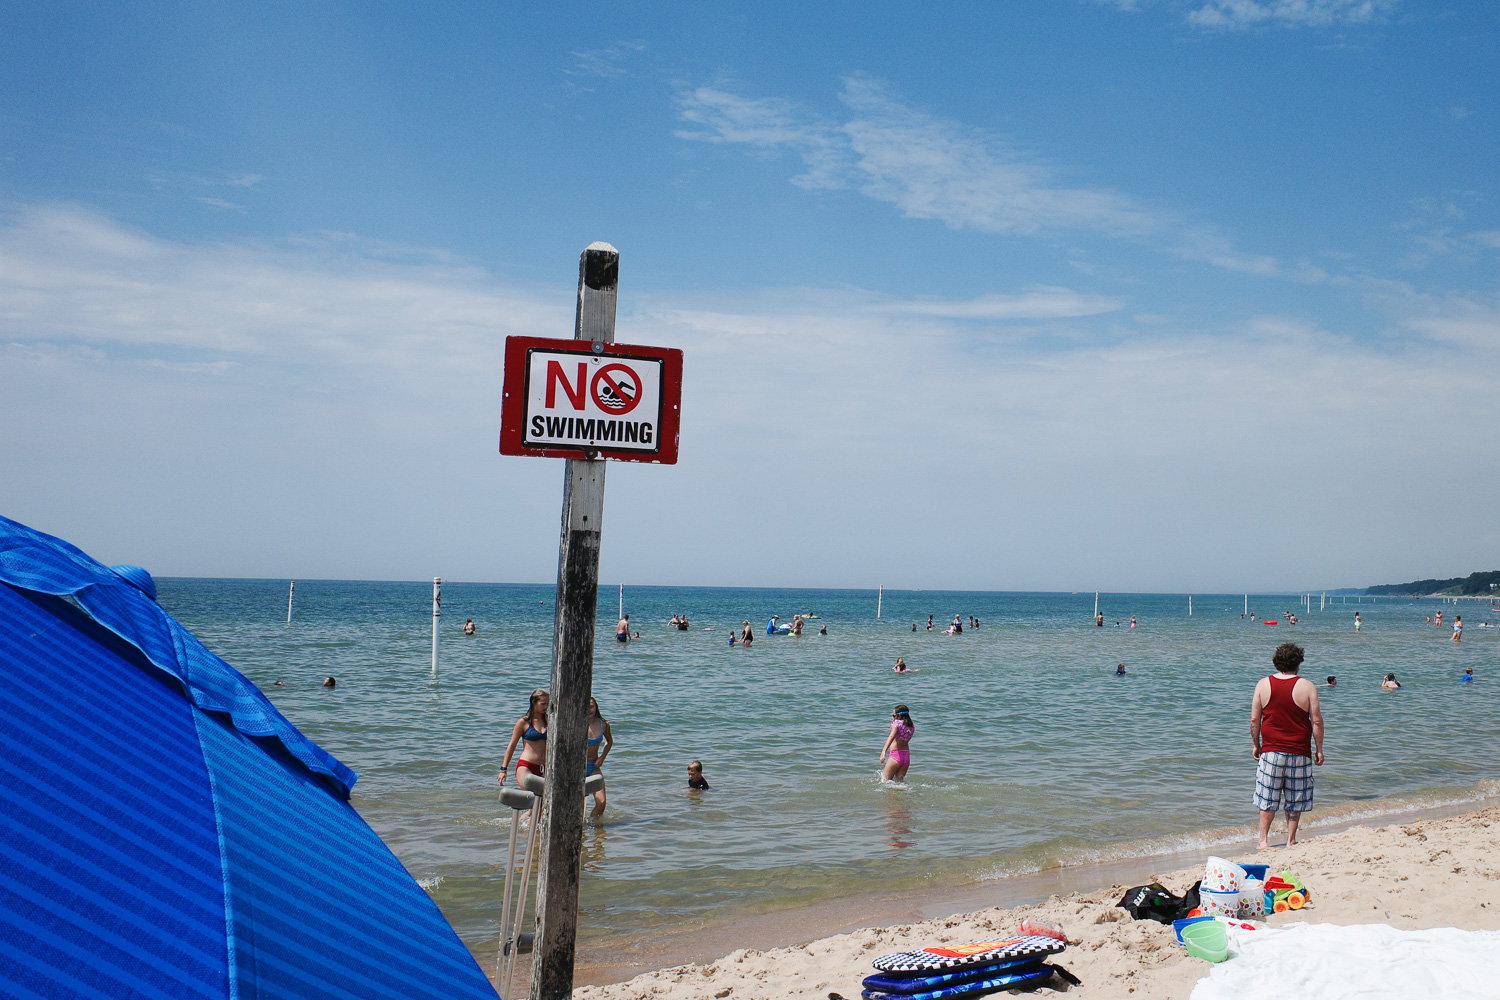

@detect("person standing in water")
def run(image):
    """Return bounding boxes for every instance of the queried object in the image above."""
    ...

[616,614,630,643]
[1354,612,1361,632]
[880,704,915,782]
[740,620,753,647]
[463,618,476,636]
[1130,615,1137,629]
[1453,616,1463,642]
[500,688,549,785]
[586,697,612,817]
[1250,643,1324,850]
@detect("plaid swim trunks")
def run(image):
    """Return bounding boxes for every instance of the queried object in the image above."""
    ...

[1253,751,1314,813]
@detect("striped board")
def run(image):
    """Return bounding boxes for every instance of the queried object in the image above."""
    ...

[862,955,1045,994]
[861,965,1054,1000]
[871,936,1065,975]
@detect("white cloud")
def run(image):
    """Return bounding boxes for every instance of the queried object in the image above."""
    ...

[879,288,1124,320]
[1,205,1495,591]
[1186,0,1396,29]
[677,77,1284,275]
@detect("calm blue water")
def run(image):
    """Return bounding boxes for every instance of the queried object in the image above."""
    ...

[157,582,1500,953]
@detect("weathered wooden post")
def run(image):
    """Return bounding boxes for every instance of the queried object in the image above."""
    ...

[532,243,616,1000]
[286,580,294,623]
[498,241,682,1000]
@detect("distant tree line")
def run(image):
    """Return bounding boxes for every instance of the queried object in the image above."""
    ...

[1366,570,1500,596]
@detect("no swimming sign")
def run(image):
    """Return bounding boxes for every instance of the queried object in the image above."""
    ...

[499,336,683,463]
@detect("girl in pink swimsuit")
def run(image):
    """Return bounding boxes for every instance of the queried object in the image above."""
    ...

[880,704,915,782]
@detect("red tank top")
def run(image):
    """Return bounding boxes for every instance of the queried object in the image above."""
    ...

[1260,675,1312,756]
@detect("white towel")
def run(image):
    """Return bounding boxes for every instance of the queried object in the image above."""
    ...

[1192,923,1500,1000]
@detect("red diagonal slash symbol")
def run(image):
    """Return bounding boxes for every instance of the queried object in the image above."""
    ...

[591,363,642,415]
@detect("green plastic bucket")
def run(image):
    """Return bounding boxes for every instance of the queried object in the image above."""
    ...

[1182,919,1230,963]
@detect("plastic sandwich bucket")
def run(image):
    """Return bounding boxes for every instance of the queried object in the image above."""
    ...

[1181,919,1230,963]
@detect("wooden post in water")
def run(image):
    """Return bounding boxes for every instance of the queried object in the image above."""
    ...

[618,583,623,621]
[1244,594,1248,616]
[530,242,617,1000]
[287,580,294,623]
[431,577,441,678]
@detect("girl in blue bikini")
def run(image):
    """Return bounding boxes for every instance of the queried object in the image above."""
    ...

[499,688,548,787]
[587,697,613,817]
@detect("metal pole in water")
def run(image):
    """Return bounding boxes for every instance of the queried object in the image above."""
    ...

[287,581,294,623]
[431,577,441,678]
[877,585,883,619]
[1189,595,1192,616]
[1094,592,1099,618]
[618,583,623,620]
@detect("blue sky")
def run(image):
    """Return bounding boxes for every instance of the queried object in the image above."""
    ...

[2,1,1497,592]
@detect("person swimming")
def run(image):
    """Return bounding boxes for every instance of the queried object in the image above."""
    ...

[894,657,914,673]
[819,623,828,635]
[880,704,914,782]
[463,618,476,635]
[1381,673,1401,691]
[1461,668,1474,683]
[687,760,710,790]
[1326,675,1337,687]
[586,697,612,817]
[1115,663,1126,676]
[500,688,548,785]
[321,676,336,689]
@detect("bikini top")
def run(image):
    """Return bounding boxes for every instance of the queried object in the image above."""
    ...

[587,732,604,747]
[523,721,547,742]
[891,720,913,741]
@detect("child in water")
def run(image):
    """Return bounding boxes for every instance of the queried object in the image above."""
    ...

[687,761,710,790]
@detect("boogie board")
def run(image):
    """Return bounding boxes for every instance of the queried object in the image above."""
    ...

[862,955,1044,994]
[861,965,1053,1000]
[871,936,1065,975]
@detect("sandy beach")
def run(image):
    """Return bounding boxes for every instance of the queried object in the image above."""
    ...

[571,804,1500,999]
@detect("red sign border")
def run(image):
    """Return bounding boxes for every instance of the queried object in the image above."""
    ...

[499,336,683,464]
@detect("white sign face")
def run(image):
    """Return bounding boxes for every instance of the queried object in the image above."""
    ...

[522,349,665,453]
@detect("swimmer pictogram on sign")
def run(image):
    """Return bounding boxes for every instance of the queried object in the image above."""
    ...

[499,336,682,464]
[591,363,641,415]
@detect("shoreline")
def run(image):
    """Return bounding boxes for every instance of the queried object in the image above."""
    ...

[567,801,1500,999]
[559,791,1500,989]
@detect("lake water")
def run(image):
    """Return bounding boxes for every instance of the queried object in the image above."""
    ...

[156,581,1500,958]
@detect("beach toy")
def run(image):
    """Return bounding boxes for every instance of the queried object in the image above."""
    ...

[1273,898,1291,913]
[859,964,1055,1000]
[1172,915,1215,943]
[1238,878,1266,919]
[1017,918,1066,942]
[1200,888,1240,917]
[871,936,1065,975]
[1285,890,1307,909]
[1181,919,1230,963]
[1240,863,1270,881]
[1203,857,1245,893]
[862,955,1048,995]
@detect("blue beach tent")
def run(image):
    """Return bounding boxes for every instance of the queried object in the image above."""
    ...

[0,515,498,999]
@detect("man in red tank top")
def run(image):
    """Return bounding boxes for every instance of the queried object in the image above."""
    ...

[1249,643,1325,850]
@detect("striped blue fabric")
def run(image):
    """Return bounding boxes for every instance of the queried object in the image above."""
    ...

[196,713,499,999]
[0,515,355,797]
[0,584,228,999]
[0,517,499,999]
